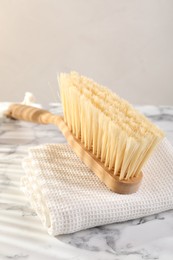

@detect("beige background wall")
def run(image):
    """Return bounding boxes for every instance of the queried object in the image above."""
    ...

[0,0,173,107]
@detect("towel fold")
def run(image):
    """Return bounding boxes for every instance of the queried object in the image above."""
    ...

[21,138,173,236]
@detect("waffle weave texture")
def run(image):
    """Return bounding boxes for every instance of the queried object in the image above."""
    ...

[21,138,173,236]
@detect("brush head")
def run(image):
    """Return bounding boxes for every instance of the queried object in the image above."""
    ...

[58,72,164,183]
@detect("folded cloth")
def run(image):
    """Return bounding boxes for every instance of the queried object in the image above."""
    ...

[21,137,173,236]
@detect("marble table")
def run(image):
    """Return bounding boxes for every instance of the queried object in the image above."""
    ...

[0,103,173,260]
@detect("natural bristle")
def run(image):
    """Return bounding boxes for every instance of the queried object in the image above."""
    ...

[58,72,164,180]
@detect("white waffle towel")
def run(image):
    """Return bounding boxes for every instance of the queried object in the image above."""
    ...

[21,138,173,236]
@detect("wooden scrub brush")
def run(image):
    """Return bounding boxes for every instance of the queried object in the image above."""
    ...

[5,72,164,194]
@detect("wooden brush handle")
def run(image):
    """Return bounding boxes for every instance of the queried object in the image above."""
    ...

[5,103,142,194]
[5,104,73,145]
[5,104,62,125]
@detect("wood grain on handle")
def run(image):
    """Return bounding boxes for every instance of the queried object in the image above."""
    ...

[5,103,142,194]
[5,104,62,125]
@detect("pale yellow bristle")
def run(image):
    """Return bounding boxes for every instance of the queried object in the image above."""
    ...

[58,72,164,180]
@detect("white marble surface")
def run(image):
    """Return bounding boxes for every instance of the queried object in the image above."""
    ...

[0,103,173,260]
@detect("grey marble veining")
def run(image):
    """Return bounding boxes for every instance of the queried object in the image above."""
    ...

[0,103,173,260]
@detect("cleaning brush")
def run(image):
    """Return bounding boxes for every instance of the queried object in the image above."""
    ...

[5,72,164,194]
